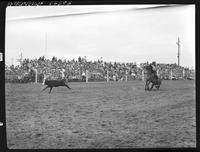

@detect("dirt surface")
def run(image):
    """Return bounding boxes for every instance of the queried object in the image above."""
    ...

[6,80,196,149]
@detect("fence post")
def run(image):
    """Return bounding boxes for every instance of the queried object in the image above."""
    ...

[107,70,109,82]
[170,69,173,80]
[182,69,185,79]
[86,70,88,83]
[113,75,116,81]
[42,74,46,85]
[125,70,128,81]
[61,69,65,79]
[34,69,37,83]
[142,70,144,81]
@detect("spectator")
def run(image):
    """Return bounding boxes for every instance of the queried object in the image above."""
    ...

[5,56,195,82]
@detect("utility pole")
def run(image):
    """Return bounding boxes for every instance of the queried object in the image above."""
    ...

[176,37,180,66]
[17,52,23,66]
[45,32,47,53]
[44,32,47,58]
[11,58,13,65]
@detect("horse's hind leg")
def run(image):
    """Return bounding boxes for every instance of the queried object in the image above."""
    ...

[150,83,154,90]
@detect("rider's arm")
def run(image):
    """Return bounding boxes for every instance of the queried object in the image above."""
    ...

[152,65,156,71]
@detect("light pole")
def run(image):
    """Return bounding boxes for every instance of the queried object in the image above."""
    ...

[176,37,180,66]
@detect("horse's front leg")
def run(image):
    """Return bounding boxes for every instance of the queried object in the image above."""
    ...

[145,81,148,90]
[150,83,154,90]
[145,80,150,90]
[145,82,147,90]
[156,84,160,90]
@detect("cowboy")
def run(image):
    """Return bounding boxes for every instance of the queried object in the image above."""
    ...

[150,61,158,80]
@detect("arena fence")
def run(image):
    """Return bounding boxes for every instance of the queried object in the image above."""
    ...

[5,66,195,83]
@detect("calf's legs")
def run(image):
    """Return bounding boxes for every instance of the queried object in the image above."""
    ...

[64,84,72,89]
[42,86,49,92]
[49,87,53,94]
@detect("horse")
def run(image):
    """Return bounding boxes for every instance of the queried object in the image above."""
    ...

[148,77,162,90]
[143,64,162,91]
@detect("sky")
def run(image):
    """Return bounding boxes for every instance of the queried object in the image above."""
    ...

[5,5,195,68]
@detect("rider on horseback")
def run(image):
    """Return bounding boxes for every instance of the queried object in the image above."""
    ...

[150,61,158,80]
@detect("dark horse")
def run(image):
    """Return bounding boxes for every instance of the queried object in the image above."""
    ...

[42,79,72,94]
[143,65,162,91]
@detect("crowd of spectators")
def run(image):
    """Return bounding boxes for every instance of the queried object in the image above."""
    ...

[5,56,195,83]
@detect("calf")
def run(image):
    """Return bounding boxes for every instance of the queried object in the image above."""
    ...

[42,79,72,94]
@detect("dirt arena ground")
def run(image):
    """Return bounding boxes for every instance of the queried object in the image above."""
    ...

[6,80,196,149]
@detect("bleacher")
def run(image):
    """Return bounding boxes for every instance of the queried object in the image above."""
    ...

[5,56,195,83]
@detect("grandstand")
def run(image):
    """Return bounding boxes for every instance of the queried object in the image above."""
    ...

[5,56,195,83]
